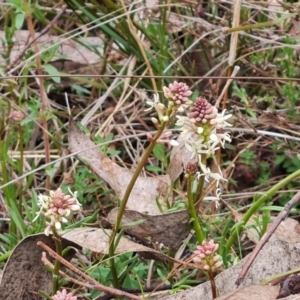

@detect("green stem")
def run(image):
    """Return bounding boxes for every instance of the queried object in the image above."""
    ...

[108,121,167,288]
[52,228,62,295]
[226,168,300,252]
[0,250,11,262]
[187,176,204,243]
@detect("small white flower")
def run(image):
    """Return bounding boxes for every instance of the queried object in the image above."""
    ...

[184,135,207,160]
[33,194,49,222]
[175,115,190,127]
[210,110,232,128]
[198,163,225,183]
[170,139,179,146]
[145,93,166,119]
[203,188,222,207]
[210,131,231,148]
[145,93,159,111]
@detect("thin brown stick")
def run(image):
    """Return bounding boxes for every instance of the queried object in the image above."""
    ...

[37,241,142,300]
[40,253,126,296]
[235,190,300,287]
[23,1,62,190]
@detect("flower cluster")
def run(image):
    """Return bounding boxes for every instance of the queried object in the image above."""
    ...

[176,97,232,161]
[146,81,193,123]
[146,82,232,205]
[34,188,81,236]
[193,240,223,272]
[175,96,232,205]
[163,81,192,113]
[52,289,77,300]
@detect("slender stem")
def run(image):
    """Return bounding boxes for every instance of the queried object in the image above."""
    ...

[227,13,296,33]
[226,168,300,251]
[52,228,62,295]
[17,124,24,214]
[109,253,119,289]
[108,122,167,288]
[207,271,217,299]
[187,176,204,243]
[195,154,206,208]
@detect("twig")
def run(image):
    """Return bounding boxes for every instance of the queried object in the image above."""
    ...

[37,241,142,300]
[22,1,65,190]
[215,65,240,109]
[43,249,175,300]
[235,190,300,287]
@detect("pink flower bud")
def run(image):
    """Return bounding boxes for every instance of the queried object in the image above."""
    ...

[188,97,217,125]
[8,111,25,122]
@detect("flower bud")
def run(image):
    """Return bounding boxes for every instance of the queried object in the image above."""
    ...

[8,111,25,122]
[188,97,217,125]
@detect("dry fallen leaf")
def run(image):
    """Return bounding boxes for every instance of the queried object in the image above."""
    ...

[0,226,178,300]
[0,30,105,66]
[0,234,77,300]
[271,217,300,243]
[106,209,190,251]
[68,118,171,214]
[162,236,300,300]
[216,285,279,300]
[62,227,174,262]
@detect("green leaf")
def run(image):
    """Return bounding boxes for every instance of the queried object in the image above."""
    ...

[71,84,91,95]
[65,209,99,230]
[42,64,61,83]
[8,202,27,238]
[107,150,120,157]
[15,13,25,29]
[121,219,145,228]
[153,144,167,164]
[145,165,164,172]
[274,154,286,166]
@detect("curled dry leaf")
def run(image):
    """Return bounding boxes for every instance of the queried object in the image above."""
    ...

[62,227,174,262]
[68,118,171,214]
[168,136,197,181]
[0,234,77,300]
[106,209,190,251]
